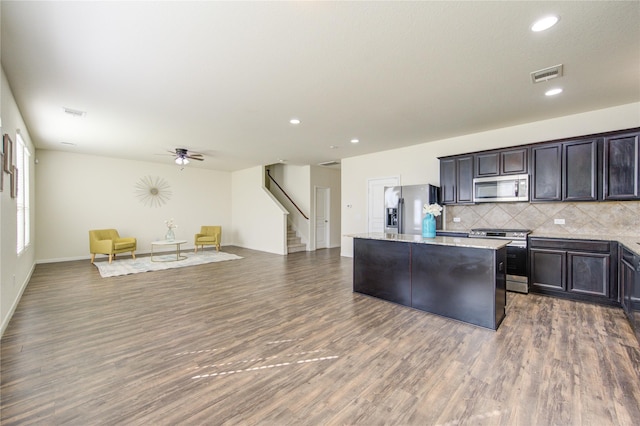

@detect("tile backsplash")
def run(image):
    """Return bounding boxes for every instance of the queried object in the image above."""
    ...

[444,200,640,237]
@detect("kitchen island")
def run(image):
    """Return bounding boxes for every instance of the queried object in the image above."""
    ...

[350,233,508,330]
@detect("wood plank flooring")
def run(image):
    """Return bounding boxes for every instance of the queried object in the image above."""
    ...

[1,246,639,425]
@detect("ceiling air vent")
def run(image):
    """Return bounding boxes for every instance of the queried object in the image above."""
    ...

[318,160,340,167]
[530,64,563,83]
[62,107,87,118]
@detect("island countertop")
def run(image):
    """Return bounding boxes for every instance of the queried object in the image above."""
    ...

[347,232,509,250]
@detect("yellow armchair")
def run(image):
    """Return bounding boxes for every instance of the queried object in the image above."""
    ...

[194,226,221,253]
[89,229,137,264]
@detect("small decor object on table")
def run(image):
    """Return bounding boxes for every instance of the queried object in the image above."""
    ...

[422,203,442,238]
[164,218,177,241]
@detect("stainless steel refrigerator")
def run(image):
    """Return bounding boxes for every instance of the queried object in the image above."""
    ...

[384,184,441,235]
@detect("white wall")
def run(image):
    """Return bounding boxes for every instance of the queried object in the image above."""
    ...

[341,102,640,257]
[310,165,341,249]
[232,166,288,255]
[1,68,37,334]
[35,150,232,262]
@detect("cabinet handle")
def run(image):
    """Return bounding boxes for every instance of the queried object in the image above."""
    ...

[499,261,504,272]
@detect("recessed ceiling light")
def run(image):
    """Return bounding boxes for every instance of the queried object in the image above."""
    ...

[289,118,301,125]
[278,159,287,163]
[531,15,559,32]
[545,88,563,96]
[330,145,339,149]
[350,138,360,144]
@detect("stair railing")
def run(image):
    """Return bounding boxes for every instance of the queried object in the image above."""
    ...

[266,169,309,220]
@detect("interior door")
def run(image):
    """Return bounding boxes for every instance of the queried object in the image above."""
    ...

[315,187,330,249]
[368,176,400,233]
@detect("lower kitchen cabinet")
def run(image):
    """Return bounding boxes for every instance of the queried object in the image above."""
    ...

[619,245,640,344]
[529,237,617,304]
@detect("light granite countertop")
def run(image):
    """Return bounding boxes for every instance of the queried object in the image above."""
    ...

[347,233,509,250]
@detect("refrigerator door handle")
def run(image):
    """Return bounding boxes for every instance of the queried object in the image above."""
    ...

[398,198,404,235]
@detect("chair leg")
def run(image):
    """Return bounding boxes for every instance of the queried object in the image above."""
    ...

[90,253,96,263]
[194,245,198,253]
[131,251,136,260]
[109,254,113,264]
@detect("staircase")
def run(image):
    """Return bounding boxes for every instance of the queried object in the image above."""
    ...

[287,225,306,254]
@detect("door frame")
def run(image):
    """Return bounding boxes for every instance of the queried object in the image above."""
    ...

[315,186,330,249]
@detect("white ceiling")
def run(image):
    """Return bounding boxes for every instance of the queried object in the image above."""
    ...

[2,1,639,171]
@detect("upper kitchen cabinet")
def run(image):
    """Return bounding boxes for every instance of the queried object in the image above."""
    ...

[531,144,562,201]
[603,131,640,200]
[563,138,599,202]
[440,155,474,205]
[475,148,528,177]
[531,138,599,202]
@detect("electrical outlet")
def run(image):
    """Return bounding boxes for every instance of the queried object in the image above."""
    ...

[554,218,565,225]
[453,217,461,223]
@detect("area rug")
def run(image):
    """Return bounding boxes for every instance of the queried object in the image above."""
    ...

[94,251,243,278]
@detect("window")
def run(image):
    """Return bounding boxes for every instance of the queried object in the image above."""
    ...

[16,132,31,254]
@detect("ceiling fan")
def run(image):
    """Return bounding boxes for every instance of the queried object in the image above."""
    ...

[169,148,204,166]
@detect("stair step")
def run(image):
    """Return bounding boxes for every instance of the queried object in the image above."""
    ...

[287,243,306,253]
[286,225,305,253]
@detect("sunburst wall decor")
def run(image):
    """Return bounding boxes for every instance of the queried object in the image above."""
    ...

[135,175,172,207]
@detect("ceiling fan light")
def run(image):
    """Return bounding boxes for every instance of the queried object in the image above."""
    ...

[175,157,189,165]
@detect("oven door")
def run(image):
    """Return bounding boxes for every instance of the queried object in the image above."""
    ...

[506,241,529,293]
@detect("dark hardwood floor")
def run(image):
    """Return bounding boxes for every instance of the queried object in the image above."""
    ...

[1,246,639,425]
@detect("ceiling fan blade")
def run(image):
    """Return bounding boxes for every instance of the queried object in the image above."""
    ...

[186,155,204,161]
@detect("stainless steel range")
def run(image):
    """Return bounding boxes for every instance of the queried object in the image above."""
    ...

[468,228,531,293]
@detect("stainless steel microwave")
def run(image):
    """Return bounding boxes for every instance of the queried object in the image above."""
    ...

[473,174,529,203]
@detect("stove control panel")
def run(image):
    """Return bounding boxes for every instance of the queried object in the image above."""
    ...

[468,229,530,240]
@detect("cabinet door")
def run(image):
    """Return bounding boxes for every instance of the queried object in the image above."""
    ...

[440,158,456,204]
[501,148,528,174]
[567,251,609,297]
[620,256,635,319]
[530,248,566,291]
[531,144,562,201]
[475,152,500,177]
[456,156,474,203]
[563,138,598,201]
[603,132,640,200]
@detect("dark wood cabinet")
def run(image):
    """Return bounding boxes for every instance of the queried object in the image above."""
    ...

[530,248,566,291]
[567,251,609,297]
[440,158,456,204]
[502,148,528,175]
[476,152,500,177]
[441,127,639,205]
[529,237,617,304]
[619,245,640,345]
[532,138,599,202]
[457,156,474,203]
[531,144,562,201]
[475,148,528,177]
[603,131,640,200]
[439,155,473,204]
[620,246,636,319]
[563,138,599,201]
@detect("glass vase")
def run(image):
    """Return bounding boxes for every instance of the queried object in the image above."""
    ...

[165,228,175,241]
[422,213,436,238]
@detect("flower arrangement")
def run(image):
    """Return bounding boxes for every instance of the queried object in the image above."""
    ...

[422,203,443,217]
[165,218,178,229]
